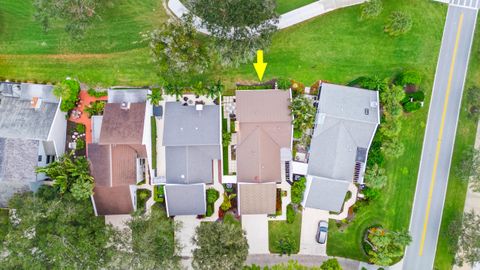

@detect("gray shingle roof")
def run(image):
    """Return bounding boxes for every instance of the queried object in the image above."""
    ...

[165,145,220,184]
[305,177,350,212]
[306,83,379,211]
[0,138,39,207]
[0,96,58,140]
[163,102,220,146]
[165,184,206,216]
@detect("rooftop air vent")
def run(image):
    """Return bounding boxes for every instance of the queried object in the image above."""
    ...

[364,108,369,115]
[31,97,42,110]
[196,104,203,111]
[370,101,378,108]
[120,102,131,110]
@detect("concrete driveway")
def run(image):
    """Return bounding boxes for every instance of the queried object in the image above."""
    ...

[175,215,201,257]
[242,214,269,254]
[299,208,329,256]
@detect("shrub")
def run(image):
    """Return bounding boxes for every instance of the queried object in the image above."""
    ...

[286,204,296,224]
[153,185,165,203]
[320,258,342,270]
[76,139,85,150]
[291,80,305,97]
[53,79,81,112]
[398,70,422,86]
[276,77,291,90]
[76,124,85,133]
[403,102,422,112]
[291,177,306,204]
[222,132,232,147]
[84,100,106,118]
[87,88,108,98]
[276,234,296,256]
[220,193,236,211]
[206,203,214,217]
[206,188,220,204]
[361,0,383,20]
[310,80,321,96]
[223,212,241,227]
[384,11,413,36]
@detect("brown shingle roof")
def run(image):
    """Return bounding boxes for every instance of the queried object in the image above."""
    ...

[238,183,276,215]
[88,144,111,187]
[99,102,146,145]
[93,186,133,215]
[235,90,292,183]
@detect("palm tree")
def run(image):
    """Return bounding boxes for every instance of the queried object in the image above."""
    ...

[147,88,163,105]
[206,80,224,99]
[165,84,184,101]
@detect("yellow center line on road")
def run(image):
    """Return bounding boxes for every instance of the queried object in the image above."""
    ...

[418,12,464,256]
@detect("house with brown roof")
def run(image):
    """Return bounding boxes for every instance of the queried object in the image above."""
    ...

[235,90,293,215]
[88,89,153,216]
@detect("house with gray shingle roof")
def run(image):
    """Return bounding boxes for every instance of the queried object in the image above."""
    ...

[0,82,67,207]
[162,102,221,217]
[303,83,380,213]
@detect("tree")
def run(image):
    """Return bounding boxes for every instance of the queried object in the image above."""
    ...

[359,76,389,91]
[276,234,296,256]
[364,163,387,189]
[320,258,342,270]
[187,0,279,66]
[36,152,94,200]
[361,0,383,20]
[449,211,480,267]
[33,0,101,38]
[142,14,212,87]
[457,148,480,192]
[380,85,405,118]
[53,78,81,112]
[384,11,413,36]
[147,88,163,105]
[397,70,422,86]
[112,205,181,269]
[366,227,412,266]
[380,138,405,158]
[290,96,316,133]
[192,222,249,270]
[0,186,117,269]
[206,80,224,99]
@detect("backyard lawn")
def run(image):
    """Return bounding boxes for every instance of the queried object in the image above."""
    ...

[0,209,9,247]
[269,212,302,254]
[275,0,317,14]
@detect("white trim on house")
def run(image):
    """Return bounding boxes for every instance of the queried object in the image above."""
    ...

[90,195,99,216]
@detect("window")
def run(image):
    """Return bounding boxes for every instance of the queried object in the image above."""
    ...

[46,155,51,164]
[38,155,42,162]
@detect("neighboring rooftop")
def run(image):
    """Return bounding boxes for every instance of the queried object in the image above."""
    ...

[107,88,148,104]
[163,102,221,184]
[304,177,350,212]
[99,102,146,145]
[0,83,59,140]
[0,138,39,207]
[164,184,206,216]
[235,90,292,183]
[238,183,276,215]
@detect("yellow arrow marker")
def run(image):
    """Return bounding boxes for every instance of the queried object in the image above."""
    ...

[253,50,268,81]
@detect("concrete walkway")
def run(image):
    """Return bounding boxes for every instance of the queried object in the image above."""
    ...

[167,0,366,34]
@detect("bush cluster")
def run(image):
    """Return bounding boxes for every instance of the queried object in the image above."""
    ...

[76,139,85,150]
[291,177,306,204]
[87,88,108,98]
[76,123,86,134]
[401,91,424,113]
[276,77,291,90]
[291,80,305,97]
[286,204,295,224]
[53,79,81,112]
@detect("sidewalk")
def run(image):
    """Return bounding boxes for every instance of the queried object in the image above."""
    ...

[167,0,366,33]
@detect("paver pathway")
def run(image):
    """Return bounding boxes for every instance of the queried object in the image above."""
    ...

[69,89,108,151]
[167,0,366,34]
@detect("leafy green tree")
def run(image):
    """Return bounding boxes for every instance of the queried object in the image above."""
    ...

[0,187,116,269]
[379,113,402,138]
[142,14,212,87]
[397,70,422,86]
[449,211,480,267]
[359,76,389,91]
[361,0,383,20]
[187,0,279,66]
[290,96,316,133]
[457,148,480,192]
[53,78,81,112]
[36,152,94,200]
[291,177,306,204]
[84,100,106,118]
[165,83,185,100]
[147,88,163,105]
[320,258,342,270]
[364,163,387,190]
[384,11,413,36]
[286,204,296,224]
[206,80,224,99]
[380,138,405,158]
[276,233,296,256]
[112,205,181,269]
[366,227,411,266]
[192,222,248,270]
[381,85,405,118]
[33,0,102,38]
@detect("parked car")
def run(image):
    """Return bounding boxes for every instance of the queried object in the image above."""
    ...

[316,220,328,244]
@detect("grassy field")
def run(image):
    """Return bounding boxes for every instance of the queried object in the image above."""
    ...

[434,19,480,270]
[269,212,302,254]
[0,209,9,247]
[276,0,317,14]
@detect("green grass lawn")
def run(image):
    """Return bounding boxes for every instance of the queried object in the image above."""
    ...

[433,18,480,270]
[276,0,317,14]
[0,209,9,247]
[269,212,302,254]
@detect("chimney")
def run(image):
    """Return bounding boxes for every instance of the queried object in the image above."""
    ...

[196,104,203,111]
[31,97,42,110]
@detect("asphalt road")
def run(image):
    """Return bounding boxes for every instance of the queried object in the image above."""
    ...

[403,5,478,270]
